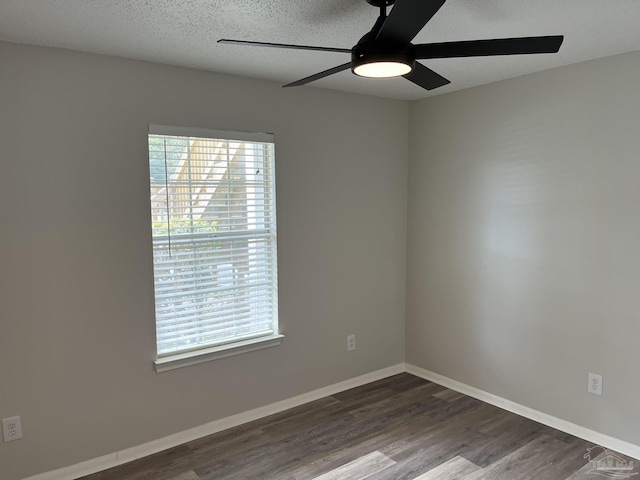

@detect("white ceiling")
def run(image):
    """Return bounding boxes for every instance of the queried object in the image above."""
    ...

[1,0,639,101]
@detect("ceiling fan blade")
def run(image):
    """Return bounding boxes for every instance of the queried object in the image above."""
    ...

[403,62,450,90]
[415,36,564,59]
[218,39,351,54]
[283,62,353,88]
[376,0,446,44]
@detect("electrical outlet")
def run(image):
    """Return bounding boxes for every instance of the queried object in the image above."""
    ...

[347,334,356,352]
[588,373,603,396]
[2,416,23,442]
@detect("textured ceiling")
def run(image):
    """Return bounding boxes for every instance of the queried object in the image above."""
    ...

[1,0,639,100]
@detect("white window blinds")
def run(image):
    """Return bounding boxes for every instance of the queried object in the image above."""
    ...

[148,126,278,358]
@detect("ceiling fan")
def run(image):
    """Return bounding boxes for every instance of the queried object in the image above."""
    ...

[218,0,564,91]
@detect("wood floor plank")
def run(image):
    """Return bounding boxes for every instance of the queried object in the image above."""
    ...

[187,427,268,457]
[347,382,444,420]
[193,434,323,480]
[460,417,547,467]
[168,471,200,480]
[465,435,569,480]
[549,437,599,479]
[384,373,434,392]
[426,394,483,421]
[290,411,440,480]
[310,451,395,480]
[239,397,341,434]
[262,404,354,439]
[412,456,481,480]
[433,389,466,403]
[476,408,526,435]
[330,375,403,401]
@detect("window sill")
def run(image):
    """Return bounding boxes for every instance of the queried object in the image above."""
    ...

[154,334,284,373]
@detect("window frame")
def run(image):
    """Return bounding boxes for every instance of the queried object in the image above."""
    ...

[148,125,282,372]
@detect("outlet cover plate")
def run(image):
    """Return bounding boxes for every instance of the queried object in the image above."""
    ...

[2,416,23,442]
[588,373,603,396]
[347,334,356,352]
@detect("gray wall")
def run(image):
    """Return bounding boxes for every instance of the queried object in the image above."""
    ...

[407,52,640,446]
[0,41,408,480]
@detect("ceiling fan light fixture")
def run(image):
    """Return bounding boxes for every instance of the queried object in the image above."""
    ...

[352,49,414,78]
[354,60,412,78]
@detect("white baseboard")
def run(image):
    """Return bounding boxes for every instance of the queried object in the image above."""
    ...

[23,364,405,480]
[406,363,640,461]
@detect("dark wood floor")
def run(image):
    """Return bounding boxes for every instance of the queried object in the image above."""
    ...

[81,374,638,480]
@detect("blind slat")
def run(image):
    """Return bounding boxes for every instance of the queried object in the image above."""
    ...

[157,316,274,338]
[157,307,274,330]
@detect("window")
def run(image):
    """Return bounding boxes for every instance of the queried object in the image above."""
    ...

[148,125,280,372]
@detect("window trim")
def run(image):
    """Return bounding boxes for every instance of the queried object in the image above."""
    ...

[148,125,281,371]
[149,124,274,144]
[154,334,284,372]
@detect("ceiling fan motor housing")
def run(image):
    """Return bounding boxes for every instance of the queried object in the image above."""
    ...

[351,40,416,77]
